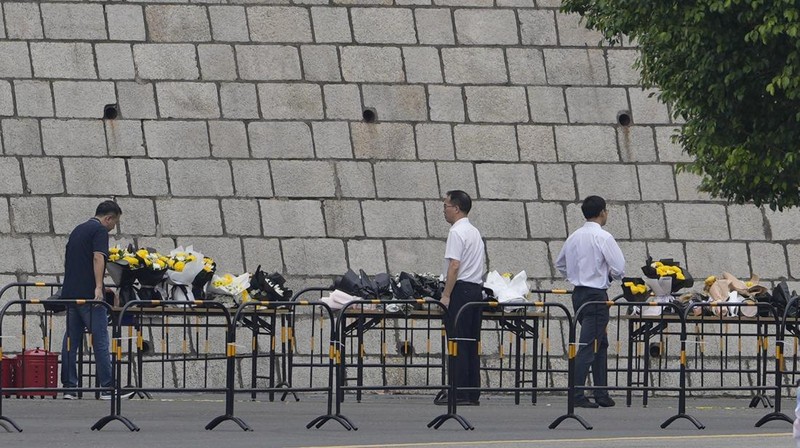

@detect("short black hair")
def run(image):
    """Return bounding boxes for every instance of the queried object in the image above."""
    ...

[95,200,122,217]
[446,190,472,214]
[581,195,606,219]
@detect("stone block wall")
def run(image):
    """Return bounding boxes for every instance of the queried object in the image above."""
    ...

[0,0,796,298]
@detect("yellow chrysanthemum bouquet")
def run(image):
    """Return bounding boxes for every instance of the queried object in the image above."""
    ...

[107,244,168,304]
[164,246,207,302]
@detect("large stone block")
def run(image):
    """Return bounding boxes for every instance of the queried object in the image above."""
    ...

[31,236,67,274]
[527,87,567,124]
[4,2,44,39]
[575,164,639,201]
[518,125,556,161]
[629,88,670,124]
[469,201,528,238]
[362,200,427,237]
[14,81,52,118]
[526,202,567,239]
[10,197,50,233]
[627,203,666,239]
[40,3,106,40]
[749,242,787,279]
[566,87,629,124]
[507,49,546,85]
[220,83,259,119]
[23,157,63,194]
[351,123,416,160]
[117,82,157,119]
[51,197,105,235]
[323,200,364,237]
[519,9,557,46]
[221,199,261,236]
[272,160,336,198]
[301,45,341,82]
[476,163,537,200]
[403,47,442,84]
[31,43,93,79]
[555,11,605,46]
[231,160,273,198]
[133,44,199,80]
[242,238,282,273]
[466,87,529,123]
[236,45,301,81]
[41,119,106,156]
[0,82,11,117]
[728,205,765,241]
[0,237,34,274]
[175,237,243,274]
[115,198,156,236]
[107,4,146,41]
[453,125,518,161]
[53,81,116,119]
[0,42,31,79]
[310,7,352,43]
[106,120,145,157]
[428,85,465,123]
[156,199,223,236]
[258,83,323,119]
[385,239,445,274]
[544,49,607,85]
[685,242,749,278]
[283,239,346,276]
[442,48,507,84]
[63,158,128,196]
[618,126,657,162]
[336,161,376,198]
[374,161,438,199]
[144,121,210,158]
[341,46,404,83]
[323,84,362,120]
[638,165,677,201]
[665,203,729,241]
[645,242,686,265]
[454,9,517,45]
[248,7,312,42]
[198,45,237,81]
[209,121,249,158]
[2,119,41,155]
[415,8,455,45]
[351,7,416,44]
[607,49,641,85]
[536,163,575,201]
[765,208,800,241]
[554,125,617,162]
[675,171,712,201]
[209,6,249,42]
[347,240,386,273]
[486,240,551,278]
[655,126,692,162]
[260,199,325,237]
[168,160,233,196]
[436,162,477,197]
[128,159,168,196]
[96,43,135,80]
[249,122,313,158]
[362,85,427,121]
[424,200,450,238]
[312,121,352,159]
[145,5,210,42]
[156,82,220,119]
[416,124,454,160]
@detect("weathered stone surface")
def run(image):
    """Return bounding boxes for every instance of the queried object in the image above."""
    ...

[301,45,341,82]
[32,236,67,274]
[442,48,507,84]
[629,88,670,124]
[0,81,11,117]
[336,161,376,198]
[655,126,693,162]
[527,87,567,124]
[323,84,362,120]
[363,200,427,237]
[63,158,128,196]
[351,7,416,44]
[41,3,106,40]
[209,121,249,159]
[198,45,237,80]
[323,200,364,237]
[311,7,352,43]
[96,43,135,80]
[127,159,168,197]
[544,49,607,85]
[220,83,259,119]
[554,126,617,162]
[341,46,404,83]
[31,43,93,79]
[107,4,146,41]
[133,44,199,80]
[665,203,729,241]
[454,125,518,161]
[403,47,443,83]
[507,49,546,85]
[415,8,455,45]
[249,122,313,158]
[374,161,438,198]
[351,123,416,160]
[243,238,282,273]
[272,160,336,198]
[53,81,116,119]
[618,126,657,162]
[2,119,42,155]
[607,49,641,85]
[416,124,454,160]
[0,236,34,273]
[41,119,106,156]
[144,121,210,158]
[436,162,477,197]
[347,240,387,273]
[156,82,220,119]
[566,87,629,124]
[519,9,557,46]
[146,5,210,42]
[518,125,556,162]
[23,157,63,194]
[115,198,156,236]
[486,240,551,278]
[476,163,538,200]
[4,2,44,39]
[466,86,529,123]
[236,45,301,80]
[526,202,567,239]
[429,85,465,123]
[470,201,528,239]
[686,242,749,278]
[156,199,222,236]
[260,200,325,237]
[765,208,800,241]
[51,197,105,234]
[728,205,766,241]
[117,82,157,119]
[221,199,262,236]
[248,7,313,43]
[362,85,427,121]
[385,239,445,274]
[537,164,576,201]
[231,160,273,198]
[11,197,50,233]
[312,122,352,158]
[168,159,233,196]
[628,203,666,239]
[283,238,346,276]
[638,165,677,201]
[748,242,787,279]
[424,200,451,238]
[209,6,249,42]
[575,164,639,201]
[675,171,713,201]
[106,120,144,157]
[454,9,517,45]
[555,11,605,46]
[258,83,323,119]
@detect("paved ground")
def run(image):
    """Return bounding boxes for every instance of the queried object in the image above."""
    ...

[0,393,794,447]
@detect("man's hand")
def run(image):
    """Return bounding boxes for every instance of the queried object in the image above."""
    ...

[441,295,450,308]
[94,286,104,301]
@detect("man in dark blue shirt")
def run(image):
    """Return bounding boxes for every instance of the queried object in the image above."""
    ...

[60,201,122,400]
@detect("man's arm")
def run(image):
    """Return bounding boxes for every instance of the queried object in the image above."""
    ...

[603,238,626,281]
[93,252,105,301]
[440,258,460,308]
[555,244,568,278]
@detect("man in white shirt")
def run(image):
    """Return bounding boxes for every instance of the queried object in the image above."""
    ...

[437,190,485,406]
[555,196,625,408]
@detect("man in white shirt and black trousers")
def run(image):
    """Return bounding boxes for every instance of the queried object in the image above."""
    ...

[556,195,625,408]
[436,190,486,406]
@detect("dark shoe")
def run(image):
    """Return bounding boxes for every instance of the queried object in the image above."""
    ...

[574,397,599,408]
[595,395,616,407]
[456,399,480,406]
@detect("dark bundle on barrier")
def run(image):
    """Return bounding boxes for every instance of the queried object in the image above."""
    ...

[248,265,293,306]
[770,281,800,318]
[332,269,392,300]
[192,257,216,299]
[620,277,649,302]
[641,256,694,293]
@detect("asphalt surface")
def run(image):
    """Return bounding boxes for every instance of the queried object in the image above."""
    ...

[0,392,794,448]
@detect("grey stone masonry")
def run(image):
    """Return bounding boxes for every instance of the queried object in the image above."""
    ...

[168,160,233,197]
[351,8,416,44]
[134,44,199,80]
[248,7,313,43]
[146,6,210,42]
[144,121,210,158]
[260,200,325,237]
[454,9,518,45]
[41,3,106,40]
[237,45,301,81]
[374,161,438,199]
[53,81,116,118]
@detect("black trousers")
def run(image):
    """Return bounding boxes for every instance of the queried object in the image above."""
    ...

[446,281,483,401]
[571,286,610,400]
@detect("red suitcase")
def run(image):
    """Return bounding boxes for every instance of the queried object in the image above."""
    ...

[16,348,58,399]
[0,355,15,398]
